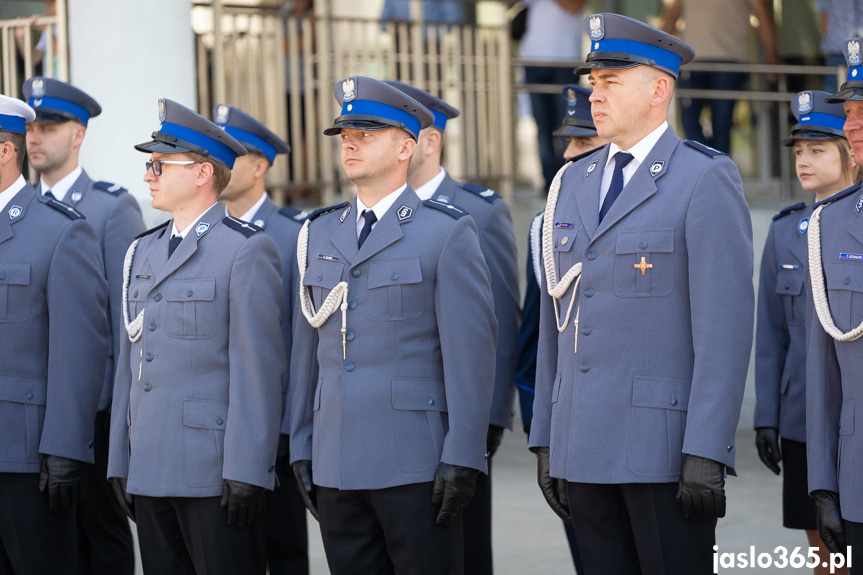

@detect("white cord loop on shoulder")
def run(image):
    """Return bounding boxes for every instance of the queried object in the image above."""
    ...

[122,239,144,342]
[297,219,349,333]
[808,203,863,342]
[543,161,582,333]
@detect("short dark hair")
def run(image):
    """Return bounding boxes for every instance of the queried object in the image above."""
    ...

[185,151,232,193]
[0,130,25,172]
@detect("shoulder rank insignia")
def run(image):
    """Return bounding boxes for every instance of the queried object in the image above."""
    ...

[684,140,728,157]
[222,216,261,237]
[93,181,128,194]
[813,180,863,209]
[423,199,467,219]
[772,202,806,221]
[279,206,309,222]
[308,201,350,222]
[135,220,170,240]
[460,182,500,203]
[41,196,84,220]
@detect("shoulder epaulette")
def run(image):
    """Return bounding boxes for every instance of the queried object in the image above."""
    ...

[279,206,309,222]
[135,220,169,240]
[684,140,728,157]
[422,198,467,219]
[308,201,350,222]
[40,196,84,220]
[813,180,863,209]
[93,181,128,194]
[772,202,807,221]
[568,145,606,165]
[222,216,262,237]
[460,182,500,203]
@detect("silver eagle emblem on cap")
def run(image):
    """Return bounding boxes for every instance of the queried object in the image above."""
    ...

[158,99,167,122]
[216,104,230,124]
[342,78,357,102]
[588,15,604,41]
[850,40,862,66]
[567,88,577,105]
[31,78,45,97]
[797,92,812,114]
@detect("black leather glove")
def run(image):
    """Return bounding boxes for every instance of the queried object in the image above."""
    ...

[220,479,265,528]
[534,447,571,522]
[813,490,847,554]
[676,454,726,521]
[38,455,87,511]
[276,434,291,463]
[486,425,505,458]
[431,463,478,527]
[755,427,782,475]
[110,477,135,521]
[291,460,319,520]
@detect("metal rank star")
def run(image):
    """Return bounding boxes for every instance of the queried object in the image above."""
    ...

[634,256,653,276]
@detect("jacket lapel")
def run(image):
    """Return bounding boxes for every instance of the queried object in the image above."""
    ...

[574,146,608,241]
[151,203,223,289]
[352,187,419,268]
[330,199,359,266]
[0,185,37,246]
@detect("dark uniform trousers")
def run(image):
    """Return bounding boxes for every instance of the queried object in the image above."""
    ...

[565,482,715,575]
[135,495,266,575]
[78,409,135,574]
[843,522,863,575]
[265,445,309,575]
[317,483,465,575]
[0,473,78,575]
[463,460,492,574]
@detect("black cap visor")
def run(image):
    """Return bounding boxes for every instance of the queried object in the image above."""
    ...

[825,82,863,103]
[323,115,417,140]
[782,126,847,146]
[575,51,678,79]
[554,124,599,138]
[32,110,80,124]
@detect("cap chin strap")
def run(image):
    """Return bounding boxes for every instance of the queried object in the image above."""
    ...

[543,161,582,337]
[122,239,144,342]
[808,203,863,341]
[297,221,350,349]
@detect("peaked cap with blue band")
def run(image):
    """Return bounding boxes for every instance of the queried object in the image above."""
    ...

[554,84,597,138]
[382,80,459,132]
[134,99,246,169]
[22,77,101,126]
[323,76,434,140]
[782,90,847,146]
[0,94,35,134]
[576,13,695,79]
[826,37,863,103]
[212,103,290,164]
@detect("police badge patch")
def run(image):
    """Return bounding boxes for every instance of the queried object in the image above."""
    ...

[253,217,266,229]
[339,205,352,223]
[587,160,598,176]
[397,205,413,221]
[857,193,863,213]
[8,205,22,221]
[797,92,812,114]
[588,15,604,41]
[798,217,809,235]
[195,222,210,236]
[342,78,357,102]
[70,190,82,203]
[650,161,664,176]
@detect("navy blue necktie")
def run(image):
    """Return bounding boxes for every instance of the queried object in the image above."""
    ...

[358,210,377,249]
[168,235,182,258]
[599,152,634,223]
[43,190,55,199]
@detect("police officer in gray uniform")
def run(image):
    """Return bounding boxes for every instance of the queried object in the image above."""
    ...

[213,102,309,575]
[530,14,754,573]
[107,99,286,575]
[289,76,497,575]
[806,36,863,568]
[383,79,519,575]
[0,94,108,574]
[22,75,143,575]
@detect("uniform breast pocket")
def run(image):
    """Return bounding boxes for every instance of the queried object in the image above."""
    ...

[0,264,31,323]
[775,269,804,326]
[614,229,675,297]
[553,229,577,272]
[128,279,153,318]
[302,260,345,323]
[366,258,423,321]
[166,279,216,339]
[824,263,863,333]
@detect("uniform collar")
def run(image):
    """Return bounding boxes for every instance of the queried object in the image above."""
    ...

[356,183,407,224]
[227,191,268,223]
[0,174,27,214]
[172,201,219,238]
[40,165,82,203]
[606,121,668,169]
[413,167,447,201]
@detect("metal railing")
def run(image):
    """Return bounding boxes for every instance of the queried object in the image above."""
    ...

[0,0,68,97]
[193,2,514,206]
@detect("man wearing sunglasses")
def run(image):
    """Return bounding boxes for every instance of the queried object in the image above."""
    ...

[107,99,286,575]
[22,76,144,575]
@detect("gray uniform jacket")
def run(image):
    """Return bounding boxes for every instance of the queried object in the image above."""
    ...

[754,203,810,442]
[289,187,497,490]
[806,181,863,521]
[37,171,145,411]
[529,129,754,484]
[431,174,520,429]
[250,196,304,435]
[107,203,286,497]
[0,184,108,472]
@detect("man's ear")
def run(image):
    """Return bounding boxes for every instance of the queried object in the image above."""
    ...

[196,161,215,187]
[398,137,417,162]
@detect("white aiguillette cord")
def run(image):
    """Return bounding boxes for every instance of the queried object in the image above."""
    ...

[542,161,583,348]
[297,220,350,358]
[808,203,863,341]
[122,239,144,342]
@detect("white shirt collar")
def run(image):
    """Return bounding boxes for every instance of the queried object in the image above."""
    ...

[605,122,668,169]
[356,183,407,230]
[40,165,83,203]
[0,175,28,214]
[172,202,219,239]
[226,192,268,223]
[413,167,447,201]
